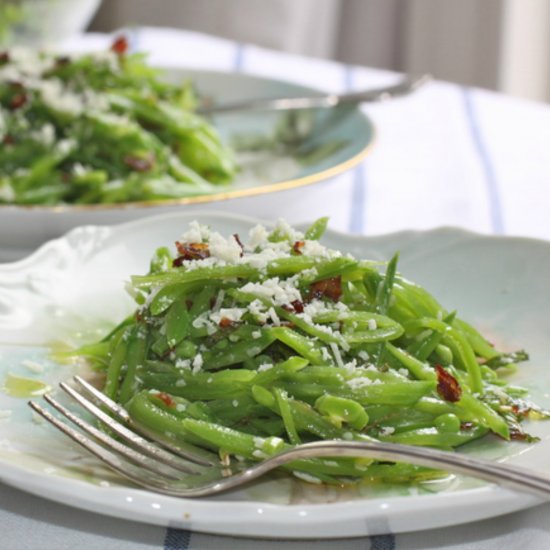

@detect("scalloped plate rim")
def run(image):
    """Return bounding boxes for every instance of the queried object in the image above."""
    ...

[0,210,549,538]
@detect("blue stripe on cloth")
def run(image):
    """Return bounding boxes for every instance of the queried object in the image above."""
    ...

[233,42,245,72]
[164,528,191,550]
[344,65,367,234]
[462,87,504,234]
[370,533,396,550]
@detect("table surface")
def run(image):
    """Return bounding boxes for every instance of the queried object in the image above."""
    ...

[1,26,550,550]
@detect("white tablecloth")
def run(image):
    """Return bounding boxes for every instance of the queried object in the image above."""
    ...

[1,26,550,549]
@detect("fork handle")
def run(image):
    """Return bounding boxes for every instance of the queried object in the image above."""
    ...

[254,440,550,500]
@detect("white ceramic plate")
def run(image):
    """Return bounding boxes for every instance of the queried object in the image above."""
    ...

[1,211,549,539]
[0,69,374,260]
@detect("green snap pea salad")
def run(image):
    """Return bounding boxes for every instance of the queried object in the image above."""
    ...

[73,218,548,486]
[0,37,236,205]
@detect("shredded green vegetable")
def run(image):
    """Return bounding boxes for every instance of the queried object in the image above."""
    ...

[71,218,549,486]
[0,37,236,205]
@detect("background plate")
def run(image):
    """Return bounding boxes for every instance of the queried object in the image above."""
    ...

[0,69,374,259]
[0,211,549,539]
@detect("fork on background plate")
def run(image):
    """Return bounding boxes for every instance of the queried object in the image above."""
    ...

[28,375,550,499]
[197,74,432,115]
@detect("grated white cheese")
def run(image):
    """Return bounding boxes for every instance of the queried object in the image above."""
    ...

[209,307,246,325]
[241,277,301,306]
[247,299,268,323]
[302,299,332,318]
[247,224,269,250]
[31,123,55,146]
[209,232,243,263]
[320,347,333,363]
[301,239,328,257]
[38,78,84,116]
[240,281,275,301]
[178,256,220,272]
[0,65,21,83]
[192,312,217,335]
[341,358,358,372]
[347,377,372,389]
[329,342,344,369]
[300,267,318,279]
[244,243,290,269]
[72,162,89,176]
[267,307,280,326]
[192,354,203,374]
[335,301,348,312]
[274,218,303,242]
[175,358,191,369]
[56,138,76,156]
[180,220,210,243]
[257,363,273,372]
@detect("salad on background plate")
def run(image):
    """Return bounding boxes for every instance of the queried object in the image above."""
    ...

[0,39,374,257]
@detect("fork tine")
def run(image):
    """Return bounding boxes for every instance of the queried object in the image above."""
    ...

[40,395,185,479]
[72,376,214,466]
[28,400,194,491]
[59,382,201,474]
[72,376,131,421]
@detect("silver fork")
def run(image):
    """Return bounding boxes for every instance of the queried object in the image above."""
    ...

[28,375,550,499]
[197,74,431,115]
